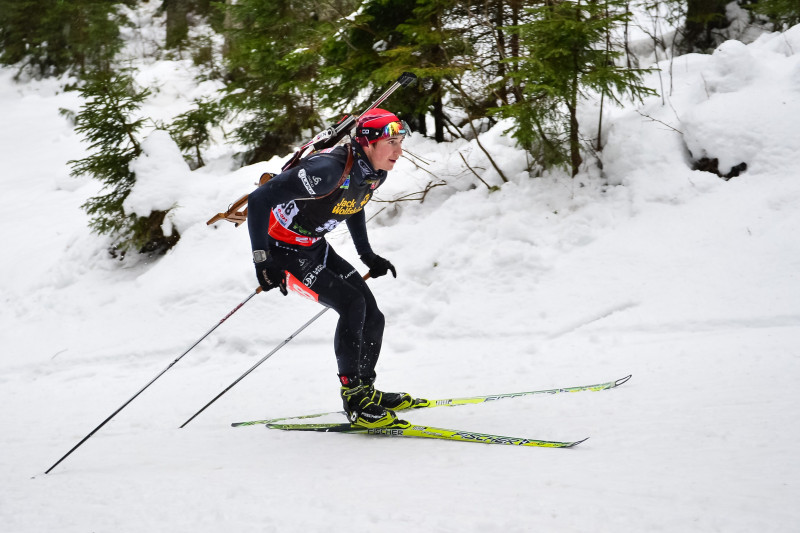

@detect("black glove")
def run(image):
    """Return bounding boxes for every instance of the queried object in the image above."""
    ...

[360,252,396,278]
[253,250,288,295]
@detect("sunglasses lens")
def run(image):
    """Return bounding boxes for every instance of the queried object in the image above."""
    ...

[383,121,407,137]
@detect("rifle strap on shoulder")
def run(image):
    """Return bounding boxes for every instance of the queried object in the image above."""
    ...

[206,146,354,227]
[313,146,354,201]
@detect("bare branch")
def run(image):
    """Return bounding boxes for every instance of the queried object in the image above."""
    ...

[459,151,497,190]
[635,109,683,134]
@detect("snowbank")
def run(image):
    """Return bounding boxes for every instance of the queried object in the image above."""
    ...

[1,8,798,531]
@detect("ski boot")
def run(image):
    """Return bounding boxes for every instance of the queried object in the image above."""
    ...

[364,379,428,411]
[340,377,399,428]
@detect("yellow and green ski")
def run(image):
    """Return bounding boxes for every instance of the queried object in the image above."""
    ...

[232,375,631,428]
[266,420,588,448]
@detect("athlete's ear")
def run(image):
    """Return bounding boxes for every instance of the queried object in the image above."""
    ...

[361,141,376,166]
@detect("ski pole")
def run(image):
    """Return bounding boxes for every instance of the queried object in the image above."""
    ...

[179,307,328,428]
[44,287,262,474]
[179,273,371,428]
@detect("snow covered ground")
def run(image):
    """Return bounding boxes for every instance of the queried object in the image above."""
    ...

[1,8,799,531]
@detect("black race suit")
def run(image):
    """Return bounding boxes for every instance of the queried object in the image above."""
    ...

[247,142,388,380]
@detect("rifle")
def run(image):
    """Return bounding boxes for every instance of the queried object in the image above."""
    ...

[207,72,417,227]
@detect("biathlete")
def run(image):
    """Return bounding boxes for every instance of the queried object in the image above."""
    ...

[246,109,424,428]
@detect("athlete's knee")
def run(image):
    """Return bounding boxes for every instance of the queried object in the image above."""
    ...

[339,285,367,318]
[365,307,385,332]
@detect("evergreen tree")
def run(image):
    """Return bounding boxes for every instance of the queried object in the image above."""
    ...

[387,0,471,141]
[321,0,536,142]
[0,0,132,78]
[750,0,800,29]
[499,0,656,176]
[164,0,192,49]
[486,0,527,108]
[168,97,224,169]
[682,0,731,52]
[162,0,221,49]
[320,0,425,132]
[220,0,329,163]
[68,71,179,255]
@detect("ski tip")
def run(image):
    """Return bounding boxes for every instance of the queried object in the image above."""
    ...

[568,437,590,448]
[615,375,633,387]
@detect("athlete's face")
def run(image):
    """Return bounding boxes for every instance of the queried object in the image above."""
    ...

[364,135,404,171]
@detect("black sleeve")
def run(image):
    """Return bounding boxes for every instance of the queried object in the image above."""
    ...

[346,209,372,256]
[247,156,343,253]
[345,169,386,256]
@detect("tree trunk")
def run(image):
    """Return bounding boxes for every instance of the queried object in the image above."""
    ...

[192,0,211,15]
[509,0,524,104]
[568,98,582,177]
[684,0,729,52]
[415,112,428,137]
[569,4,583,177]
[164,0,190,49]
[222,0,235,56]
[432,81,445,143]
[493,0,508,105]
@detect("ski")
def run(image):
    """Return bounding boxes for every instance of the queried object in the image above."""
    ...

[265,421,587,448]
[232,374,631,427]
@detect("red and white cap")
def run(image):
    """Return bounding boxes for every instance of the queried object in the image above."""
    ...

[355,108,409,145]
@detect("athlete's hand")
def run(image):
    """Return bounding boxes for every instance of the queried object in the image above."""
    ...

[253,250,288,295]
[360,252,396,278]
